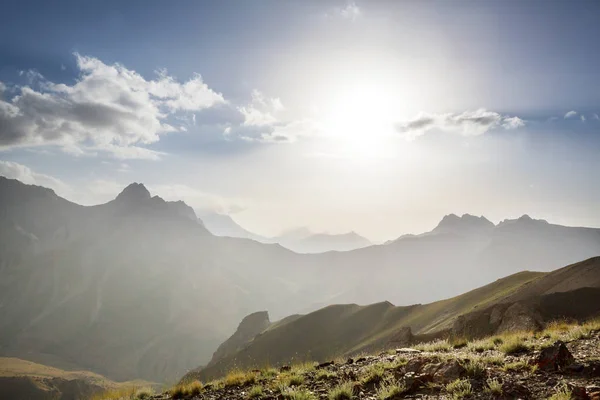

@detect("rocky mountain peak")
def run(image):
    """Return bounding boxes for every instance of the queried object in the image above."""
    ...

[434,213,494,234]
[115,183,151,203]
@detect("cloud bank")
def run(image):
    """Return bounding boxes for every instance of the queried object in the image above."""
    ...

[0,54,224,159]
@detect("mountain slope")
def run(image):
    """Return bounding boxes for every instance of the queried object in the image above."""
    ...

[0,357,152,400]
[190,257,600,381]
[2,177,600,384]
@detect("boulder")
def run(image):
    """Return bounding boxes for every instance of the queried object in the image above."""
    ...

[433,360,466,383]
[536,341,575,371]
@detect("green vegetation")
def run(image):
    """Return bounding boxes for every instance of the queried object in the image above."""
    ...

[375,380,406,400]
[463,359,486,378]
[484,378,503,395]
[222,370,257,387]
[445,379,473,399]
[414,339,452,353]
[281,388,317,400]
[548,384,573,400]
[248,385,264,399]
[359,363,388,385]
[327,381,354,400]
[169,380,202,399]
[280,372,305,387]
[316,369,337,380]
[499,334,530,355]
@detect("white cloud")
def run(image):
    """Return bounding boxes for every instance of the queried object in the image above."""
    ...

[339,2,361,21]
[593,113,600,121]
[580,115,586,122]
[0,54,225,159]
[564,110,578,119]
[238,89,283,127]
[395,109,525,140]
[0,160,70,195]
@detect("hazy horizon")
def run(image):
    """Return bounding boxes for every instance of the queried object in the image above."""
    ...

[2,0,600,242]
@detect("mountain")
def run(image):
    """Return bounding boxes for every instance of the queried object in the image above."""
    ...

[0,357,153,400]
[1,176,600,384]
[276,230,372,254]
[199,212,270,243]
[199,212,373,253]
[187,257,600,381]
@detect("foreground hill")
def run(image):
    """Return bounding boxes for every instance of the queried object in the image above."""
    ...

[1,176,600,384]
[190,257,600,381]
[0,358,152,400]
[146,319,600,400]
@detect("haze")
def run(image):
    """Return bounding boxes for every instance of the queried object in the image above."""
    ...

[1,1,600,242]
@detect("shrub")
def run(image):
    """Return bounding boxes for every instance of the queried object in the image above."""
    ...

[360,364,387,385]
[327,381,354,400]
[375,380,406,400]
[484,378,502,395]
[248,385,264,399]
[499,335,530,355]
[281,388,317,400]
[445,379,472,399]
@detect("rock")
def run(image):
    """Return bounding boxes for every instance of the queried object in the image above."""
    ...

[404,372,432,393]
[536,341,575,371]
[566,363,585,373]
[405,358,426,373]
[433,360,466,383]
[396,348,421,354]
[587,386,600,400]
[346,358,354,365]
[421,363,441,376]
[497,302,544,333]
[355,357,367,363]
[566,383,590,400]
[316,361,334,369]
[280,365,291,372]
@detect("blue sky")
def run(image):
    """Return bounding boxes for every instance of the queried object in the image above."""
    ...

[1,0,599,241]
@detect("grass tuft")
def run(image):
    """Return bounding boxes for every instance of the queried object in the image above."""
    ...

[484,378,503,395]
[281,388,317,400]
[327,381,354,400]
[499,335,530,355]
[375,380,406,400]
[248,385,264,399]
[548,384,573,400]
[445,378,472,399]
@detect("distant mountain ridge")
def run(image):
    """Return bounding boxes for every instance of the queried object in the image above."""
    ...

[188,257,600,381]
[199,211,372,253]
[1,176,600,385]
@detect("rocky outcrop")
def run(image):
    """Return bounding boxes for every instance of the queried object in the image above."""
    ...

[208,311,271,366]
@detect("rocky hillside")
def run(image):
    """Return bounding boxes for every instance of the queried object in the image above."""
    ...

[2,176,600,384]
[190,258,600,381]
[148,319,600,400]
[0,357,153,400]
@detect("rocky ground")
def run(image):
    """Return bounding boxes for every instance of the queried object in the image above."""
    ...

[143,324,600,400]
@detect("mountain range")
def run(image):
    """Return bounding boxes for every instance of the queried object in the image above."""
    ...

[188,257,600,381]
[198,212,373,253]
[1,176,599,384]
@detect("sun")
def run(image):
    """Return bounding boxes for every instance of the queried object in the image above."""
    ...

[322,84,397,159]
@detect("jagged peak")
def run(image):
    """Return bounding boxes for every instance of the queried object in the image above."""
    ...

[115,182,151,202]
[435,213,494,231]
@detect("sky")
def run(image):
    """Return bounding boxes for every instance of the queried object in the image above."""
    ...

[1,0,599,242]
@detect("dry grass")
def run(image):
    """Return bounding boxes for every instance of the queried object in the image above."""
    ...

[92,386,155,400]
[445,378,472,399]
[223,370,257,387]
[484,378,503,395]
[375,380,406,400]
[248,385,264,399]
[414,339,452,353]
[169,380,203,399]
[548,384,574,400]
[360,363,388,385]
[327,381,354,400]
